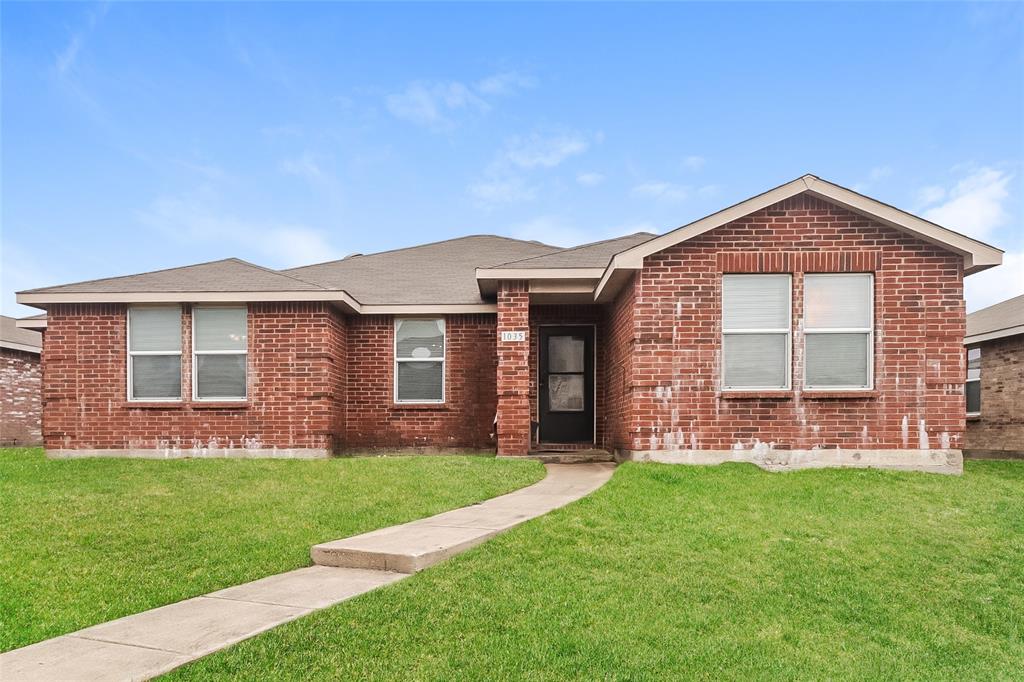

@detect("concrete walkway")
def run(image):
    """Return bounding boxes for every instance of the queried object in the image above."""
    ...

[1,463,614,681]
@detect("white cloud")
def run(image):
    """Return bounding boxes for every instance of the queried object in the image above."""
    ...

[280,152,324,182]
[916,185,946,206]
[577,172,605,186]
[476,71,536,96]
[502,132,589,169]
[852,165,894,192]
[385,81,488,130]
[54,2,110,75]
[468,177,537,206]
[920,167,1012,239]
[139,190,342,268]
[966,250,1024,312]
[682,155,706,172]
[631,181,690,202]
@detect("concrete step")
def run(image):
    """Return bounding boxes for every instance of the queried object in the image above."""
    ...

[523,450,616,464]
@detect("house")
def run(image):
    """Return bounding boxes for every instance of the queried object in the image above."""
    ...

[964,294,1024,458]
[16,175,1004,473]
[0,314,43,446]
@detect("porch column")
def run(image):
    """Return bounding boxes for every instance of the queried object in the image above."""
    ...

[496,280,531,456]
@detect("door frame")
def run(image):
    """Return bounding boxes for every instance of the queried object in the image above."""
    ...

[535,323,597,444]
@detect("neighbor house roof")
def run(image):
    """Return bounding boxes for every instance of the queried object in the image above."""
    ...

[965,294,1024,345]
[1,315,42,354]
[16,174,1004,312]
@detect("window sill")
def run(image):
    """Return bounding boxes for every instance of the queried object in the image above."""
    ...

[391,403,449,411]
[801,390,877,400]
[719,391,793,400]
[125,401,184,409]
[967,413,982,421]
[190,401,250,409]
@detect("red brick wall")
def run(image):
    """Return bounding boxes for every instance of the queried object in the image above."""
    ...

[626,193,965,453]
[603,275,636,451]
[41,303,345,452]
[1,347,42,445]
[965,335,1024,453]
[344,314,497,450]
[497,281,531,455]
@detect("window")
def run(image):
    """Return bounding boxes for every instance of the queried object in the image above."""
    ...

[966,347,981,415]
[804,274,873,390]
[128,306,182,401]
[193,307,248,400]
[395,318,445,403]
[721,274,791,390]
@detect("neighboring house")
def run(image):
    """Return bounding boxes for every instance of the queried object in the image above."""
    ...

[964,294,1024,458]
[0,314,43,446]
[16,175,1004,473]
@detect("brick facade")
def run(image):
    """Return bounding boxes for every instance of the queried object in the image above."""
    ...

[35,193,971,467]
[622,194,965,456]
[965,334,1024,454]
[344,314,497,450]
[1,347,42,445]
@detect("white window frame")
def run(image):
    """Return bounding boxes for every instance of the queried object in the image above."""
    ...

[966,346,981,416]
[394,317,445,404]
[803,273,874,391]
[127,305,183,402]
[721,274,792,391]
[192,305,248,402]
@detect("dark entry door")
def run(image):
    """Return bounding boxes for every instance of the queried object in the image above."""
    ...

[538,326,594,443]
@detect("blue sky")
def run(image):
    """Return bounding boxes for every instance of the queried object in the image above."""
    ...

[3,1,1022,316]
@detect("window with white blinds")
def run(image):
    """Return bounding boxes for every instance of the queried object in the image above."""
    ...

[721,275,791,390]
[804,274,873,389]
[128,306,182,400]
[193,306,248,400]
[394,318,445,403]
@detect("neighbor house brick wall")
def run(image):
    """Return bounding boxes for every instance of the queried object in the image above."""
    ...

[965,335,1024,453]
[496,281,531,455]
[627,193,965,454]
[0,347,42,445]
[41,302,346,452]
[344,314,497,450]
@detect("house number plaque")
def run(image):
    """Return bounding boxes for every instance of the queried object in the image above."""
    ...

[500,331,526,342]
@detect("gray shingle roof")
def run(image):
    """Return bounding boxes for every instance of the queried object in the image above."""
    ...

[967,294,1024,340]
[493,232,657,269]
[21,258,327,294]
[284,235,559,305]
[1,315,42,352]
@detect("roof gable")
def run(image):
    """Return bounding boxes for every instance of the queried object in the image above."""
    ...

[594,174,1004,301]
[966,294,1024,344]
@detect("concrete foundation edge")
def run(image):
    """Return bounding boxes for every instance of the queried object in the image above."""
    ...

[46,447,332,460]
[619,448,963,475]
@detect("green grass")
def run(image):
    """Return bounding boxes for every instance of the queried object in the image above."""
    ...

[170,460,1024,680]
[0,448,543,652]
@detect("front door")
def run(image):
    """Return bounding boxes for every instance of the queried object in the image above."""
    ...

[538,326,594,443]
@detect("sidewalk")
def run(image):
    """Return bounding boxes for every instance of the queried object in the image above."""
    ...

[1,463,614,681]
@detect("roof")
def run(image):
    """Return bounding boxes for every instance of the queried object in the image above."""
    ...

[492,232,656,269]
[966,294,1024,345]
[1,315,42,353]
[594,174,1004,302]
[15,174,1005,312]
[21,258,326,295]
[284,235,558,305]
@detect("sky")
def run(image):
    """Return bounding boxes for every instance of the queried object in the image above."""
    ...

[2,1,1023,316]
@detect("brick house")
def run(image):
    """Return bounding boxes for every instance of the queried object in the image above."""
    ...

[16,175,1004,473]
[1,314,43,446]
[964,294,1024,458]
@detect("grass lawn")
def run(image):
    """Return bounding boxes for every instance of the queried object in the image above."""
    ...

[0,448,543,652]
[171,460,1024,680]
